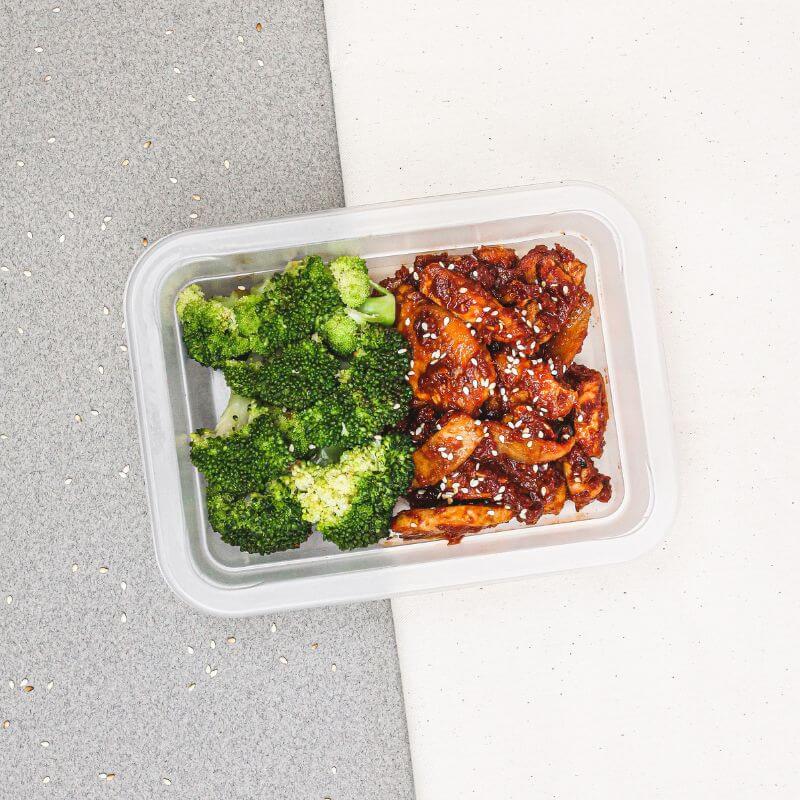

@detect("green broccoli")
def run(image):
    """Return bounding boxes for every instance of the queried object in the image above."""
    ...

[292,433,415,550]
[266,396,356,459]
[328,255,372,308]
[206,477,311,555]
[176,284,260,367]
[222,340,340,409]
[319,284,398,354]
[264,326,412,455]
[189,393,294,494]
[319,308,361,356]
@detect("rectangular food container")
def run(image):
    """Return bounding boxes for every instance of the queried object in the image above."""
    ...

[124,182,677,615]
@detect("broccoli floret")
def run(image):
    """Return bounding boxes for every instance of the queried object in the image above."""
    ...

[347,326,410,395]
[222,340,339,409]
[292,433,415,549]
[264,326,412,454]
[207,477,311,555]
[256,257,344,348]
[338,326,412,435]
[190,393,293,494]
[329,255,372,308]
[267,396,356,458]
[319,308,361,356]
[176,284,258,367]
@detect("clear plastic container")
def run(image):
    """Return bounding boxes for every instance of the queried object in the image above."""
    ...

[124,182,677,615]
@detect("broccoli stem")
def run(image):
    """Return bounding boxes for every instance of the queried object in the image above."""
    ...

[347,282,396,326]
[215,393,252,436]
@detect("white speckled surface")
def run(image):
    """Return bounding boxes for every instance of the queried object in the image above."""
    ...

[0,2,413,797]
[324,0,800,797]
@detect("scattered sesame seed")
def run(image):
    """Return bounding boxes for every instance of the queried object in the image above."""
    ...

[187,682,195,691]
[6,596,11,605]
[98,566,109,574]
[119,612,127,623]
[43,776,50,784]
[331,663,337,672]
[162,777,172,785]
[279,656,288,664]
[64,477,72,485]
[226,636,236,645]
[40,740,49,747]
[186,94,196,102]
[1,720,9,729]
[71,563,78,572]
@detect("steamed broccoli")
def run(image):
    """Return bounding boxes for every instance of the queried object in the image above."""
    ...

[189,393,293,494]
[176,284,260,367]
[319,283,397,355]
[222,340,339,409]
[328,256,372,308]
[264,326,412,455]
[319,308,361,356]
[265,396,355,459]
[206,477,310,555]
[292,433,415,549]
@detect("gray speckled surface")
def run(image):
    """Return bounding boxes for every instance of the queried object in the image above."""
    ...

[0,2,413,797]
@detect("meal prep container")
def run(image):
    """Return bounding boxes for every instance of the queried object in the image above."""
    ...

[125,182,677,615]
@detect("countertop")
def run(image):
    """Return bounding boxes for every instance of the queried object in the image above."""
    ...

[324,1,800,797]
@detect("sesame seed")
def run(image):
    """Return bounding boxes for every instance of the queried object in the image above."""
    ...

[458,287,468,293]
[540,486,547,497]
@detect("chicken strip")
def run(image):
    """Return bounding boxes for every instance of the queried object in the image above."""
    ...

[411,413,485,488]
[418,263,536,350]
[518,243,587,287]
[439,459,539,519]
[484,418,574,464]
[397,285,495,415]
[494,352,577,418]
[542,286,593,365]
[564,364,608,458]
[389,505,514,544]
[561,446,612,511]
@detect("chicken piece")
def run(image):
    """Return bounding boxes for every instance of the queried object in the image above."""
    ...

[472,450,565,516]
[473,245,518,271]
[517,246,587,343]
[561,446,612,511]
[439,458,537,514]
[389,505,514,544]
[542,287,593,365]
[414,252,496,292]
[397,287,495,415]
[493,352,577,418]
[518,243,587,287]
[418,263,535,350]
[484,418,574,464]
[542,468,568,515]
[411,413,485,488]
[565,364,608,458]
[380,264,416,294]
[402,403,442,444]
[413,252,448,270]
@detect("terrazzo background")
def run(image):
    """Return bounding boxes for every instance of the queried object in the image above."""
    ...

[0,2,414,797]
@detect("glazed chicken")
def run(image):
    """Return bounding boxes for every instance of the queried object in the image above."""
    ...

[396,285,496,416]
[387,243,611,543]
[418,263,536,350]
